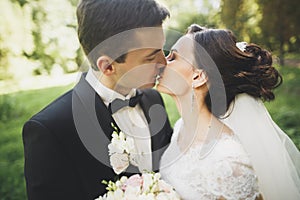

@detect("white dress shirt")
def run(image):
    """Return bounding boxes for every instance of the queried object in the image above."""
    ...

[85,68,152,172]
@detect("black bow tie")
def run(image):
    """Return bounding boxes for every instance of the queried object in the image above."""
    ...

[108,90,143,114]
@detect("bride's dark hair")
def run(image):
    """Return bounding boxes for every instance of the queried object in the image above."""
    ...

[186,24,282,117]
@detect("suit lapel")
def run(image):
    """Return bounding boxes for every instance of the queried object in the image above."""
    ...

[74,76,170,173]
[75,73,119,140]
[139,92,151,124]
[72,73,117,165]
[94,94,121,140]
[139,89,171,171]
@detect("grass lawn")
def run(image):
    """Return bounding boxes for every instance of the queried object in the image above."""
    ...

[0,66,299,199]
[0,84,75,199]
[264,67,300,148]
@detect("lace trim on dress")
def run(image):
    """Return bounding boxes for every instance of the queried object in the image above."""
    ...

[160,118,260,200]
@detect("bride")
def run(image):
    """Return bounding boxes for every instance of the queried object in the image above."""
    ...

[157,24,300,200]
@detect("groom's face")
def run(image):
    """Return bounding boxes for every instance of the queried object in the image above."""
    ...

[112,27,167,91]
[113,48,166,89]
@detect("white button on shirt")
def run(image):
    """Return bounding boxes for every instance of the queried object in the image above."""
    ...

[85,69,152,172]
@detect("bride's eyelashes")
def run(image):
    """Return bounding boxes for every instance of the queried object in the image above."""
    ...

[166,51,176,61]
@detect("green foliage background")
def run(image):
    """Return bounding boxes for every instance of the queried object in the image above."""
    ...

[1,0,300,79]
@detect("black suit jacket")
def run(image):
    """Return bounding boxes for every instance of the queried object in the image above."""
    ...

[22,74,173,200]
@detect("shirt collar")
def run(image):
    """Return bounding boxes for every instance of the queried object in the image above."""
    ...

[85,68,136,105]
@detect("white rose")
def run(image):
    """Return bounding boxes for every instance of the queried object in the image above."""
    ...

[141,173,154,193]
[124,185,141,198]
[156,193,169,200]
[129,153,139,167]
[94,196,104,200]
[119,131,126,141]
[110,153,129,174]
[157,180,173,193]
[108,142,124,155]
[115,180,122,188]
[124,136,136,153]
[105,191,114,200]
[154,173,161,181]
[112,188,124,199]
[111,135,127,146]
[120,176,128,183]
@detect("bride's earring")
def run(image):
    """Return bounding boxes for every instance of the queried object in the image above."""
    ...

[191,83,195,112]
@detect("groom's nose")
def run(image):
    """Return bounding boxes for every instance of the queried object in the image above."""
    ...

[156,50,167,67]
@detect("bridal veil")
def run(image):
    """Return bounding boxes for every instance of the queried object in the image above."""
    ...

[222,94,300,200]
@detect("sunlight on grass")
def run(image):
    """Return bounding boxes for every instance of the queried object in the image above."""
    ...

[0,84,74,199]
[0,73,79,95]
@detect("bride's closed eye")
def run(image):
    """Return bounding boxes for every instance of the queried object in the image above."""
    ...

[166,51,176,62]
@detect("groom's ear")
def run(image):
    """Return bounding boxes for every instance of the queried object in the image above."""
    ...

[96,56,115,76]
[192,69,208,88]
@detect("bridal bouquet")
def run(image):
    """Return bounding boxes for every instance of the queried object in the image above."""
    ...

[95,172,181,200]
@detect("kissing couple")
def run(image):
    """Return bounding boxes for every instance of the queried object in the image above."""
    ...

[23,0,300,200]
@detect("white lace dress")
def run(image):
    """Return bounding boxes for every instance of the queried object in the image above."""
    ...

[160,119,260,200]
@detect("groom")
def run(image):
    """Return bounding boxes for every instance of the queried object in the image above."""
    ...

[22,0,173,199]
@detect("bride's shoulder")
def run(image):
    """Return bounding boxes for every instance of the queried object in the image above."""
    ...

[213,133,250,160]
[174,118,183,128]
[172,118,183,136]
[167,118,182,144]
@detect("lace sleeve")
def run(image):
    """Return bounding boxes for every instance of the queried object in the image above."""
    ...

[208,157,260,200]
[208,136,260,200]
[189,136,260,200]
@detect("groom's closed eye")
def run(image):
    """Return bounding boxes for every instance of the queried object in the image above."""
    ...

[144,49,162,62]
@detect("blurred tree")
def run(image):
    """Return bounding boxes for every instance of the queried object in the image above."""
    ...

[220,0,242,32]
[220,0,300,65]
[158,0,221,52]
[0,0,81,80]
[220,0,261,42]
[10,0,28,7]
[0,0,34,80]
[0,37,10,80]
[24,2,54,75]
[159,0,221,31]
[257,0,300,65]
[24,0,80,75]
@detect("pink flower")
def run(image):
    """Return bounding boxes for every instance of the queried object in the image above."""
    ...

[122,174,143,191]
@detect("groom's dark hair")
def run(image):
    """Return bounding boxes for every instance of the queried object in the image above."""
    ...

[77,0,170,69]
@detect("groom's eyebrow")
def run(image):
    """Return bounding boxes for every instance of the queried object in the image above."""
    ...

[145,49,161,58]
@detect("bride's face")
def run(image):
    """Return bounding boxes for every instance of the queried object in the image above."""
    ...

[157,35,196,96]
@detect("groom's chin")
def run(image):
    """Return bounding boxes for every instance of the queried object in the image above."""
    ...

[156,84,171,94]
[139,82,156,89]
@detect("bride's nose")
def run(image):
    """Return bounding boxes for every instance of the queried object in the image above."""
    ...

[166,59,171,66]
[166,57,172,66]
